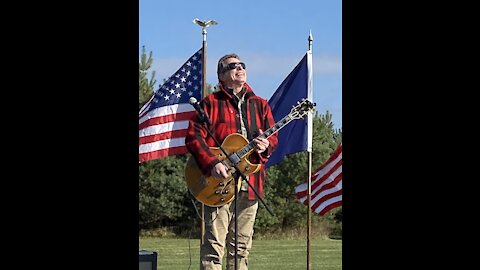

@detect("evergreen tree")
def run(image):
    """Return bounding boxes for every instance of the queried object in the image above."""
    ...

[139,156,194,231]
[255,112,342,237]
[139,46,156,108]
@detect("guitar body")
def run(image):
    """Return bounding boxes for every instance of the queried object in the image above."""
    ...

[185,133,261,207]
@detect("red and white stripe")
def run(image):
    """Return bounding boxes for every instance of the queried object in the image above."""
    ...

[139,103,196,162]
[295,144,342,216]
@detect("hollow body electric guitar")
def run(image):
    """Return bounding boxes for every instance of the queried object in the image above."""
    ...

[185,99,315,207]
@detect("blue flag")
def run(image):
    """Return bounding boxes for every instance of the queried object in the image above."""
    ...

[266,53,310,168]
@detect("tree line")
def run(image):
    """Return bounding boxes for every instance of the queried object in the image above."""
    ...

[139,47,342,238]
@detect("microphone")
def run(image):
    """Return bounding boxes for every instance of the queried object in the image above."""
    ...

[189,97,210,124]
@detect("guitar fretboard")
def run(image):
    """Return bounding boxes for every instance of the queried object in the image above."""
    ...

[236,114,294,159]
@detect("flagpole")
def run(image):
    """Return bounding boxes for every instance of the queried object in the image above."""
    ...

[201,23,207,249]
[193,18,218,247]
[307,31,314,270]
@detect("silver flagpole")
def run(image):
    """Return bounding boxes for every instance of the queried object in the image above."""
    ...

[307,30,314,270]
[192,17,218,247]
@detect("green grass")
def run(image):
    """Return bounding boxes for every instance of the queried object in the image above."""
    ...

[139,237,342,269]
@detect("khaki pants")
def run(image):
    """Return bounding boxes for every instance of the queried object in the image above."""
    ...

[200,192,259,270]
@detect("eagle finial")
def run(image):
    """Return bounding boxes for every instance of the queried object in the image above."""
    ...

[193,18,218,28]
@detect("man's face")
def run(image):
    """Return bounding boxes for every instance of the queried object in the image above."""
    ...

[220,58,247,87]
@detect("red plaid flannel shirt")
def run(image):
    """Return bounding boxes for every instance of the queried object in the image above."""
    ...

[185,82,278,200]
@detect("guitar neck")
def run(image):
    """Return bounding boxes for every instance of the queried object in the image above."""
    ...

[236,113,295,159]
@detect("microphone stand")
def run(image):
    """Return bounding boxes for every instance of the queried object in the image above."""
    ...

[197,114,274,270]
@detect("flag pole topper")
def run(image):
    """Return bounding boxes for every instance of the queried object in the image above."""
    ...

[308,30,313,51]
[193,18,218,41]
[192,18,217,97]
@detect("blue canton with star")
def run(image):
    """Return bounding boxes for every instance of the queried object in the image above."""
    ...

[150,49,203,109]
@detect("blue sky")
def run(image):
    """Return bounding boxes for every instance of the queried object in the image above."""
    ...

[139,0,342,129]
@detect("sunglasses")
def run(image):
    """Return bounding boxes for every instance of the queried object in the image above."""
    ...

[225,62,246,71]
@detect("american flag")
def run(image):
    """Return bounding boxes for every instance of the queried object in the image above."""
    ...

[139,49,202,162]
[295,144,342,216]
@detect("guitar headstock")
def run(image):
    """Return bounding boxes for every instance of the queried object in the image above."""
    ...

[289,98,315,119]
